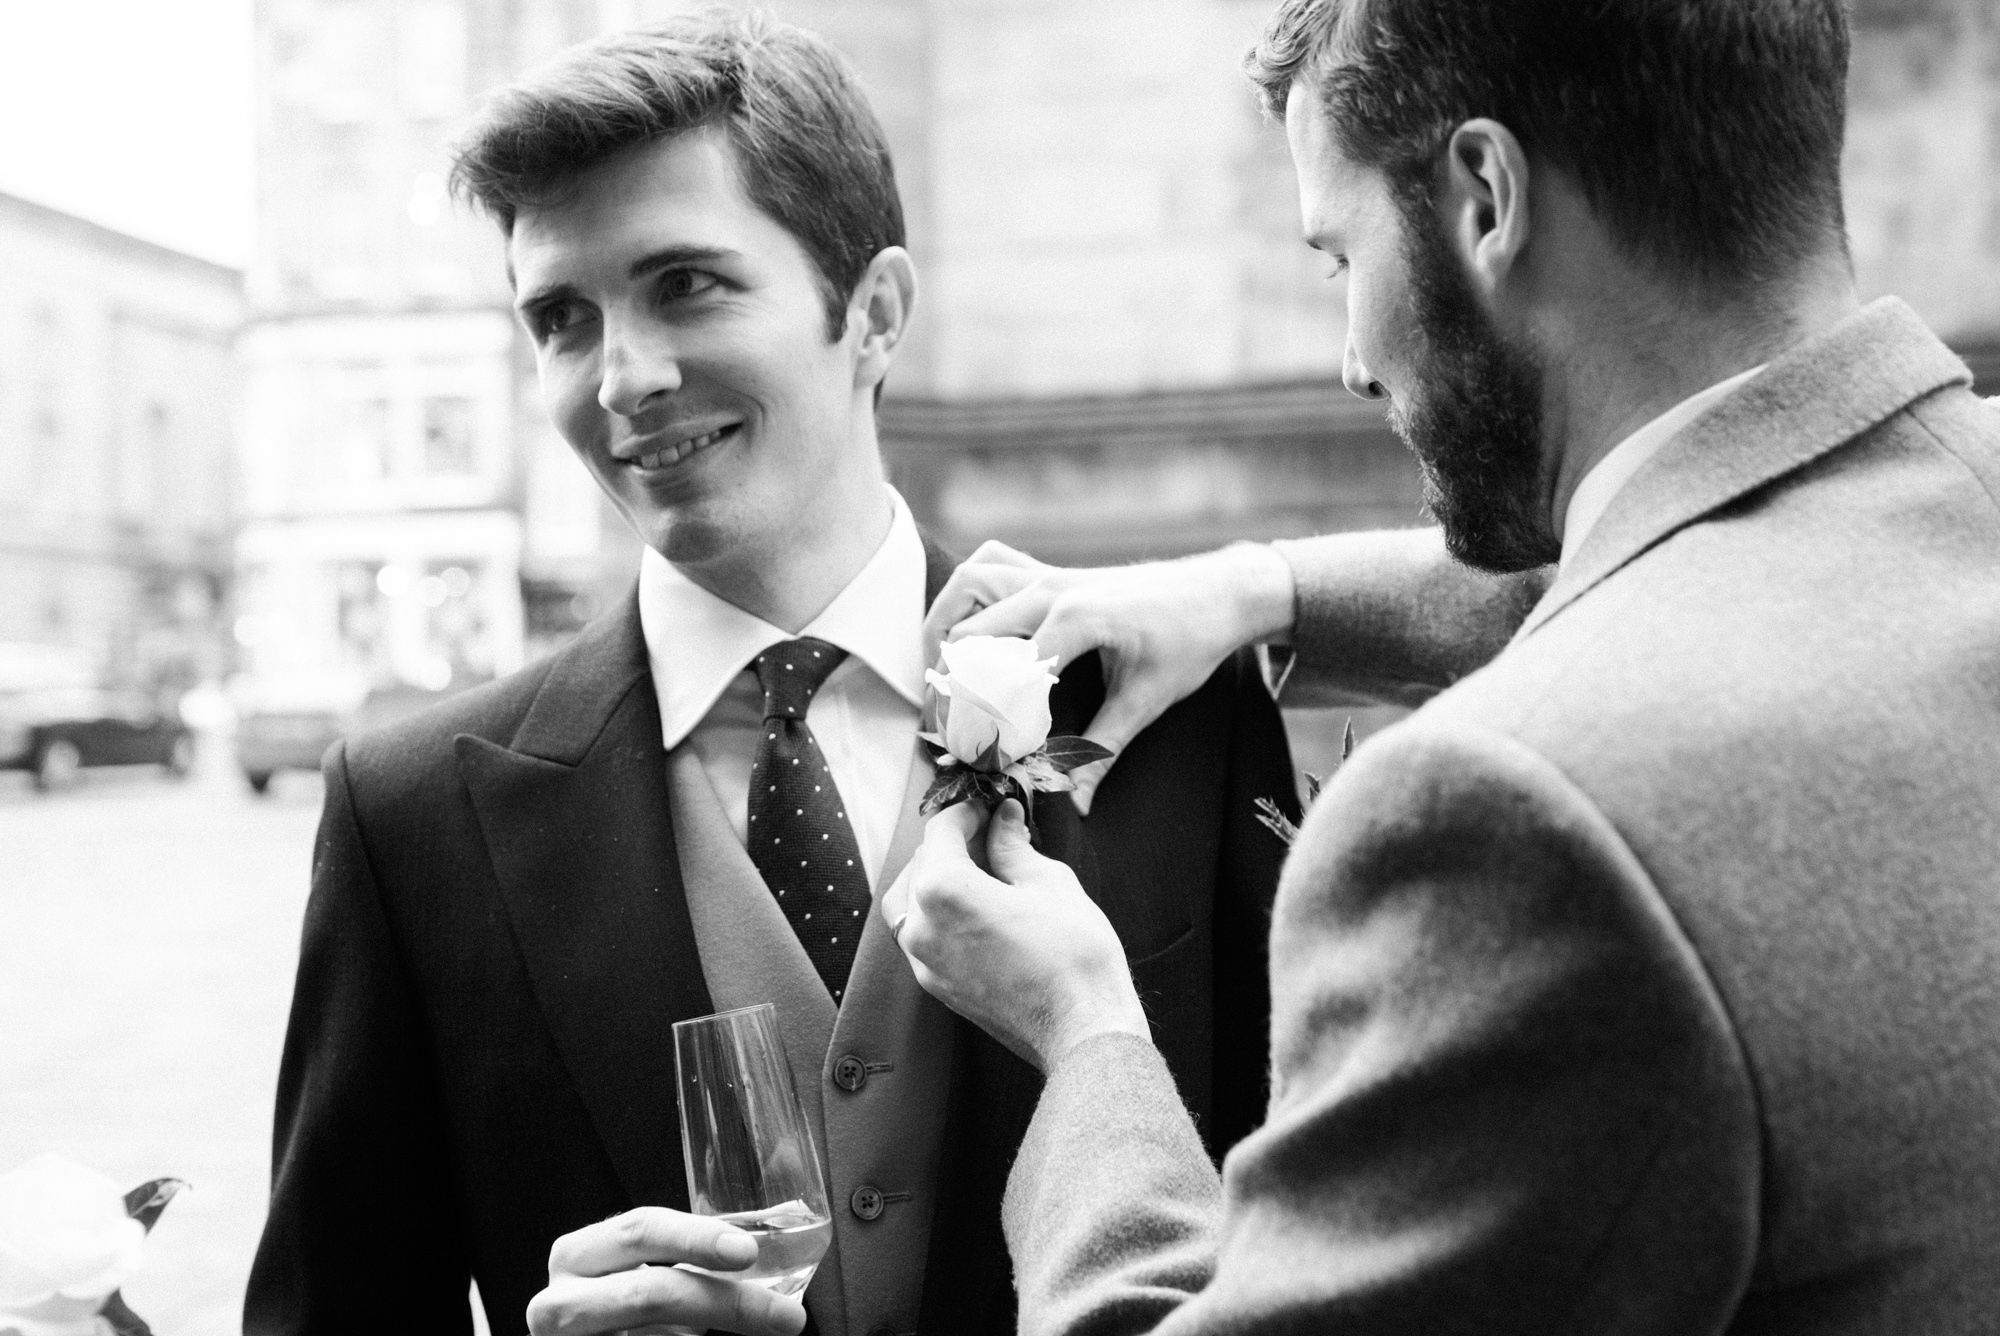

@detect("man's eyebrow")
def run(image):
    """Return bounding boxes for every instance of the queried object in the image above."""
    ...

[514,278,577,317]
[514,246,740,315]
[629,245,738,279]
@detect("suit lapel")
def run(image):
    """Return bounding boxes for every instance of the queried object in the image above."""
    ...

[1520,298,1971,641]
[457,596,713,1211]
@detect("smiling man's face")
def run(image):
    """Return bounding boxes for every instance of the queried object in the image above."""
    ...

[510,126,880,582]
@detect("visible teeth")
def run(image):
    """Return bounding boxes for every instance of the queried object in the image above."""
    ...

[634,426,730,470]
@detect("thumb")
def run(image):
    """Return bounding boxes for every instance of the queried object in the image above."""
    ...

[983,798,1042,882]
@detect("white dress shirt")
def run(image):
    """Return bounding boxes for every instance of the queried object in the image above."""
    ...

[637,489,930,889]
[1560,363,1767,568]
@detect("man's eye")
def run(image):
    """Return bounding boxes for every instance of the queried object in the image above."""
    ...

[531,302,580,340]
[658,269,720,302]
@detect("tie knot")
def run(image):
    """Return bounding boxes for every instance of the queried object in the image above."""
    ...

[753,638,848,720]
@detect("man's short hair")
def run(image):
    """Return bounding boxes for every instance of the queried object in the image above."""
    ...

[1247,0,1850,293]
[449,7,904,339]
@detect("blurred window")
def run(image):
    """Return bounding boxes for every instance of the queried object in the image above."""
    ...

[336,561,392,680]
[420,561,493,686]
[346,396,393,483]
[421,396,477,476]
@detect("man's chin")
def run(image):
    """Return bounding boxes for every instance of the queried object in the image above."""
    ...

[1424,478,1561,574]
[1438,522,1554,574]
[626,509,736,570]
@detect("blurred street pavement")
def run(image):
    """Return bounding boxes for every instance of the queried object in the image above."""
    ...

[0,738,321,1335]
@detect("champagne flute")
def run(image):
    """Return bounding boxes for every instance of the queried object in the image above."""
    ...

[672,1003,833,1297]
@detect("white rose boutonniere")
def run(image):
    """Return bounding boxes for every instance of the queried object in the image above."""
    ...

[919,635,1112,821]
[0,1155,184,1336]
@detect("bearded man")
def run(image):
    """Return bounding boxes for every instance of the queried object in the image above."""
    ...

[890,0,2000,1331]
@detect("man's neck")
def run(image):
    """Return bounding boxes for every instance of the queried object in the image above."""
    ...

[1543,261,1862,535]
[676,483,898,633]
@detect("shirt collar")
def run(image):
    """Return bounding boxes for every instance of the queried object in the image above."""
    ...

[1560,362,1766,569]
[638,487,929,749]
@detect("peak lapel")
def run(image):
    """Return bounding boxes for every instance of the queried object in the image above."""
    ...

[456,596,713,1210]
[1520,298,1971,641]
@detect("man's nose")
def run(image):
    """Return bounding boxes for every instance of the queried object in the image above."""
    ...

[1343,341,1387,402]
[597,319,682,417]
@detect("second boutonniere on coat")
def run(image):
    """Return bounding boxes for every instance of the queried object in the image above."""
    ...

[919,635,1113,818]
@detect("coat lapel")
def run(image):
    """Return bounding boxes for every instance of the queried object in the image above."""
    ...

[1520,298,1971,641]
[456,597,713,1211]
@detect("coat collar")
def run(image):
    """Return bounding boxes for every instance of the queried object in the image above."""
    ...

[1519,298,1971,641]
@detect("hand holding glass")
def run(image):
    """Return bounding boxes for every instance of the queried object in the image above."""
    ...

[673,1004,833,1298]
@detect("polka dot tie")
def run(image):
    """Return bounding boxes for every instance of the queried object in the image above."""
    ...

[748,637,872,1002]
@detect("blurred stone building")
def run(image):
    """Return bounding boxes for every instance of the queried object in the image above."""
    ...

[237,0,1401,700]
[0,190,242,695]
[238,0,2000,695]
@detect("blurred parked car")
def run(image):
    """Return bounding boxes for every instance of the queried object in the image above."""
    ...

[234,698,348,794]
[233,676,472,794]
[0,686,196,790]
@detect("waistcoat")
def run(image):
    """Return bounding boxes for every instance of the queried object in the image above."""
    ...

[669,744,951,1336]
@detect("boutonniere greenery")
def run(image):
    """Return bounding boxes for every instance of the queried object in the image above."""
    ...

[0,1154,185,1336]
[919,635,1113,822]
[1256,717,1354,846]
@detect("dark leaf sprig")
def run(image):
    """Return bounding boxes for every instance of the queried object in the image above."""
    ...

[919,734,1115,828]
[100,1177,185,1336]
[1256,717,1353,847]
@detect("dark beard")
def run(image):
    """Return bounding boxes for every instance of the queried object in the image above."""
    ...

[1388,197,1560,573]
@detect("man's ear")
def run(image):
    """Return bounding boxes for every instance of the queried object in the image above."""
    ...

[849,246,918,391]
[1438,118,1531,299]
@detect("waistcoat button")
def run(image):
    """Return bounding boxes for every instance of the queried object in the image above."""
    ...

[850,1184,885,1220]
[833,1053,868,1091]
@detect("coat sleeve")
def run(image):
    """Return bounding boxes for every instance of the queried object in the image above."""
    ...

[244,741,475,1336]
[1003,721,1760,1336]
[1270,530,1550,708]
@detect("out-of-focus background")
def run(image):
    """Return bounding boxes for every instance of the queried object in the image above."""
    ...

[0,0,1994,1331]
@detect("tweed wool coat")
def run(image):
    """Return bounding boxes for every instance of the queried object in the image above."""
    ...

[1002,298,2000,1335]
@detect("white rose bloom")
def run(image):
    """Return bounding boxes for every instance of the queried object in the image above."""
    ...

[924,635,1059,768]
[0,1155,144,1336]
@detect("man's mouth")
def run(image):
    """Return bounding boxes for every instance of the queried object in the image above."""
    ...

[627,423,740,470]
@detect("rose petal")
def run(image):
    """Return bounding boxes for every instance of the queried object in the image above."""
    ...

[0,1158,145,1309]
[936,688,1003,767]
[931,637,1057,762]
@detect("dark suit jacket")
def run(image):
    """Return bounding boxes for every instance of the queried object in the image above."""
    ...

[1001,299,2000,1334]
[244,543,1296,1336]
